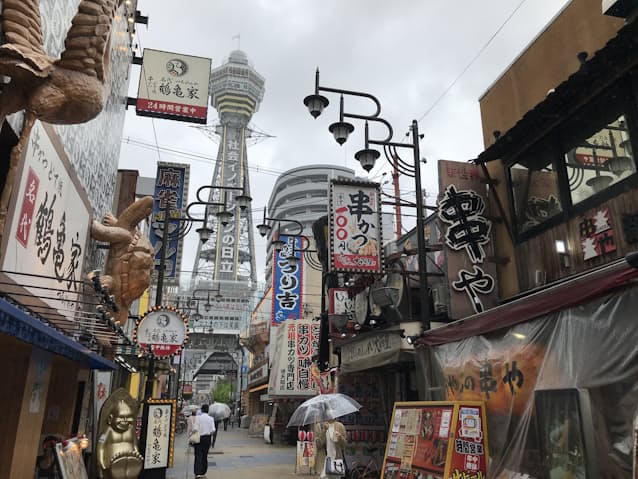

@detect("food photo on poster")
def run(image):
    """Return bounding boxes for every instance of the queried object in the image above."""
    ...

[380,402,488,479]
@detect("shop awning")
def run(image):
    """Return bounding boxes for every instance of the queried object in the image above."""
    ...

[0,297,116,370]
[340,330,414,374]
[419,254,638,346]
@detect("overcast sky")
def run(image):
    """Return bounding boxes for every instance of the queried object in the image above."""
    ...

[118,0,570,285]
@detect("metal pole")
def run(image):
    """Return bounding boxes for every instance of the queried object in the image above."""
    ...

[411,120,430,330]
[140,205,171,479]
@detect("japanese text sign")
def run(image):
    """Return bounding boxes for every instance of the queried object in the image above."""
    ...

[381,401,488,479]
[272,235,304,325]
[150,162,189,279]
[134,306,188,358]
[437,160,497,319]
[268,318,320,397]
[136,49,211,124]
[580,208,616,260]
[329,179,383,273]
[143,399,176,470]
[2,121,90,319]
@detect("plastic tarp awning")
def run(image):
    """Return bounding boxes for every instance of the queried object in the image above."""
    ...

[426,271,638,478]
[419,256,638,346]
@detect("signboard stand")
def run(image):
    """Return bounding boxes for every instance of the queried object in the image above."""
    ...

[140,399,176,478]
[381,401,489,479]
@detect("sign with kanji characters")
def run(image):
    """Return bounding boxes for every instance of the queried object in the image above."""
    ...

[381,401,489,479]
[329,179,383,273]
[579,208,617,260]
[1,121,91,320]
[136,49,211,124]
[150,162,189,279]
[143,399,176,470]
[134,306,189,358]
[437,160,498,319]
[272,235,304,325]
[268,318,321,397]
[441,344,547,417]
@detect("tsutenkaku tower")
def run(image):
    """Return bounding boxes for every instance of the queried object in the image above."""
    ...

[192,50,264,284]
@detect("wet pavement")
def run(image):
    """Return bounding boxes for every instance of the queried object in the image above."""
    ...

[167,425,303,479]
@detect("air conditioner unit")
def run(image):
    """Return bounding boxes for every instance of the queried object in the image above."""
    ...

[431,284,449,314]
[602,0,638,18]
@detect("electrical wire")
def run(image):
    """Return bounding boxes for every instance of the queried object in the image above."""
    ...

[417,0,528,124]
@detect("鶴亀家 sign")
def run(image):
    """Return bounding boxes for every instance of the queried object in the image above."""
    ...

[134,306,188,358]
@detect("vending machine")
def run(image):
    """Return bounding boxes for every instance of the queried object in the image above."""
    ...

[381,401,489,479]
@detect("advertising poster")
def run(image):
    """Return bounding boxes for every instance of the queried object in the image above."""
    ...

[150,161,189,279]
[272,234,304,325]
[381,401,488,479]
[55,440,88,479]
[329,179,383,274]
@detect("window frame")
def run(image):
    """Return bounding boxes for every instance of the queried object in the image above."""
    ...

[505,77,638,243]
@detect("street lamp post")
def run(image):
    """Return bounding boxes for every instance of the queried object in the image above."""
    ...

[304,69,431,330]
[139,183,251,476]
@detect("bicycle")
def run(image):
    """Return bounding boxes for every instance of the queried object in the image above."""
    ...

[347,457,380,479]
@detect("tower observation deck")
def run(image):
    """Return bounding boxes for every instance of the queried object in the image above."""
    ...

[192,50,265,286]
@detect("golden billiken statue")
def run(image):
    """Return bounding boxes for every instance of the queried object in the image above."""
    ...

[96,388,144,479]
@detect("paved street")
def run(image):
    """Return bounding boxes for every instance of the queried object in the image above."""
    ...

[167,426,300,479]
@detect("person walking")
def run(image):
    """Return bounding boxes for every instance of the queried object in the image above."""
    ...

[192,404,216,478]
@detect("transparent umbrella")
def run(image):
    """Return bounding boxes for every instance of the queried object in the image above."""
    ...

[287,393,362,427]
[209,403,231,421]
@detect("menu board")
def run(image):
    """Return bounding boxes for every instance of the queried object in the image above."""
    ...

[381,401,488,479]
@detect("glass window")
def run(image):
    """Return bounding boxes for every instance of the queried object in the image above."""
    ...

[509,145,563,234]
[564,114,635,204]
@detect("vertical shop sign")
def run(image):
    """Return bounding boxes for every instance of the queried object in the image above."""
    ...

[136,49,211,124]
[437,160,498,319]
[1,121,90,319]
[329,179,383,273]
[150,162,189,279]
[143,400,175,470]
[272,234,303,325]
[268,318,320,397]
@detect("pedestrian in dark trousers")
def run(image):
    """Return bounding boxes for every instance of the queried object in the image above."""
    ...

[211,417,218,448]
[223,416,229,431]
[193,404,215,478]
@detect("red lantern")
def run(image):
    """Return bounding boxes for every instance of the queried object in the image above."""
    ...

[307,431,314,442]
[298,430,307,442]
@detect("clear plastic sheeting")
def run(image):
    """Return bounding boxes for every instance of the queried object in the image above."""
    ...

[428,283,638,478]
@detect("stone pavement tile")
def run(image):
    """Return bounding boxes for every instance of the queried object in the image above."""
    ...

[167,427,301,479]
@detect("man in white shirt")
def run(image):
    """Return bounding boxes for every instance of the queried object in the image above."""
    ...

[193,404,216,478]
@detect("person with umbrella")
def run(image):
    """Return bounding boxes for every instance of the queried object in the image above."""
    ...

[287,393,361,478]
[314,417,348,478]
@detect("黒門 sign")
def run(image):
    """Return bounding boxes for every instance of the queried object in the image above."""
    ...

[136,49,211,124]
[1,121,90,319]
[150,162,189,279]
[134,306,188,358]
[329,179,383,274]
[272,234,304,325]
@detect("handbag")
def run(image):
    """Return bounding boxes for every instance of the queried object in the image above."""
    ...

[188,429,200,445]
[324,456,345,476]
